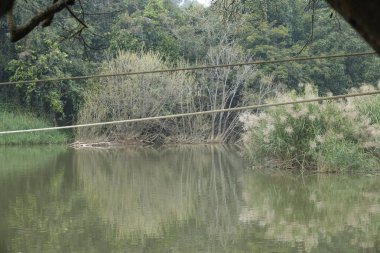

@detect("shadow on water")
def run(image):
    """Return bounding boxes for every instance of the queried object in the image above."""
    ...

[0,145,379,253]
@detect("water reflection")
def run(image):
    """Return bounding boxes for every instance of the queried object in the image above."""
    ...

[240,171,380,252]
[75,145,244,244]
[0,146,70,253]
[0,145,379,253]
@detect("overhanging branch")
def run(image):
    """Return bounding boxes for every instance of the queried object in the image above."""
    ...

[325,0,380,53]
[6,0,76,42]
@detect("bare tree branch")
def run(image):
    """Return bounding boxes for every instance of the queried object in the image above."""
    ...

[66,5,88,28]
[6,0,76,42]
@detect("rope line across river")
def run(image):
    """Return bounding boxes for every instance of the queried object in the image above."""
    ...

[1,89,379,135]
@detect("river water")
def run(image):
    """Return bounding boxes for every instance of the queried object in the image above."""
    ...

[0,145,379,253]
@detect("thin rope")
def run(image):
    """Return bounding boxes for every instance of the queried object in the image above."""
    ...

[1,89,379,135]
[0,51,376,86]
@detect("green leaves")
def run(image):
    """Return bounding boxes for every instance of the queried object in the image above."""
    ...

[5,40,82,123]
[110,0,181,61]
[234,0,380,93]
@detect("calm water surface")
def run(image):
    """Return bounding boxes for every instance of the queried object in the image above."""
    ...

[0,145,379,253]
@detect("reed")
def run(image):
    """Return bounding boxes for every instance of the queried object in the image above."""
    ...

[240,84,380,172]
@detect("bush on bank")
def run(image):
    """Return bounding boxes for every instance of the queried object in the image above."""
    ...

[76,50,256,144]
[240,84,380,172]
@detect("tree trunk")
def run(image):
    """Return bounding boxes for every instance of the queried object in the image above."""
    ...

[325,0,380,53]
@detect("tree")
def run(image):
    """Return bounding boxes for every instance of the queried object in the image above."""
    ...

[325,0,380,53]
[109,0,182,61]
[213,0,380,53]
[222,0,379,93]
[2,0,380,55]
[4,0,78,42]
[77,51,197,143]
[6,40,84,124]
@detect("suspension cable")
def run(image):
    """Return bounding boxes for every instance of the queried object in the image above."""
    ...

[1,89,379,135]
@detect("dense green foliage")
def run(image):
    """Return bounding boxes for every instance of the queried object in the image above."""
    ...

[6,41,84,123]
[0,0,379,147]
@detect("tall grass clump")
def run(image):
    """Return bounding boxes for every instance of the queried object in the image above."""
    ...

[0,107,69,145]
[349,83,380,124]
[240,84,380,172]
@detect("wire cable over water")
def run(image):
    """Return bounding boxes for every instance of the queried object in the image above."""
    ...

[1,89,379,135]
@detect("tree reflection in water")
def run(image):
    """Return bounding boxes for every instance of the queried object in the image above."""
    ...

[2,145,380,253]
[240,171,380,252]
[75,145,244,245]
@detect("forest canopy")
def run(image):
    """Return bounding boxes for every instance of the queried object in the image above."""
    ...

[1,0,380,52]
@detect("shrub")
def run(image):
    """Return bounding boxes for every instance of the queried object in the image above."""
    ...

[77,51,206,143]
[240,84,380,172]
[77,49,257,144]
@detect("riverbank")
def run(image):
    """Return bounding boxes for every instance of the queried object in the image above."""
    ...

[2,84,379,174]
[0,108,70,145]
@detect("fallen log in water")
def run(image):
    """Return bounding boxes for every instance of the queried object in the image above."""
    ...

[69,141,112,149]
